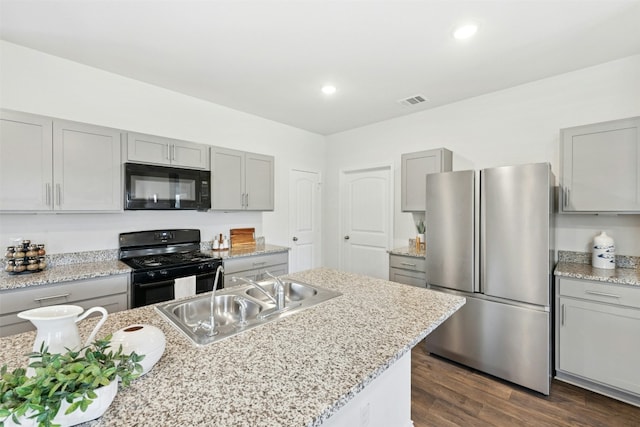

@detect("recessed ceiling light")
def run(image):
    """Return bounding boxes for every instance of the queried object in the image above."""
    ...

[453,23,478,40]
[322,85,337,95]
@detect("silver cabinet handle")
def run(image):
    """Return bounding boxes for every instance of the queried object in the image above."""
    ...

[166,144,171,160]
[400,262,417,267]
[34,293,70,302]
[55,183,62,206]
[253,261,267,267]
[245,193,249,208]
[585,290,620,299]
[172,144,176,161]
[45,183,51,207]
[561,303,565,326]
[292,236,298,242]
[344,236,350,240]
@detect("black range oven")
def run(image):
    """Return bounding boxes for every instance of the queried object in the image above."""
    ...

[119,229,223,308]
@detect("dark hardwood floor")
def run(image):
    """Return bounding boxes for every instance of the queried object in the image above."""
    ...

[411,344,640,427]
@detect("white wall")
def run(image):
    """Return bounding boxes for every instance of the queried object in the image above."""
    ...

[324,55,640,269]
[0,41,326,254]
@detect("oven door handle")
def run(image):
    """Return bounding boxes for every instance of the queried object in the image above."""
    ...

[136,280,175,289]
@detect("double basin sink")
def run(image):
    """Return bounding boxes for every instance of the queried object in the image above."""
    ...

[156,279,341,346]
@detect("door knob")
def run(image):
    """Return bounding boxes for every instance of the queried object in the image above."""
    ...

[292,236,298,242]
[344,235,350,240]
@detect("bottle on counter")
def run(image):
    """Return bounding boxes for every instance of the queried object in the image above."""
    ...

[213,236,220,251]
[222,235,229,250]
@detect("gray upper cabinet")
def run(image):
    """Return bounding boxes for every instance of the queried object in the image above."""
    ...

[53,120,122,211]
[126,132,209,170]
[211,147,274,211]
[561,117,640,213]
[0,110,121,212]
[401,148,452,212]
[0,110,53,211]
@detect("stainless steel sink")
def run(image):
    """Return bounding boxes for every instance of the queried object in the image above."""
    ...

[156,279,341,346]
[245,280,318,302]
[171,294,262,328]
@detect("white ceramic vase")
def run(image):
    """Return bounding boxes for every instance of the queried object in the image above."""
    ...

[111,324,166,375]
[3,380,117,427]
[592,231,616,270]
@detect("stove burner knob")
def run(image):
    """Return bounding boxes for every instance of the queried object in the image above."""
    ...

[160,270,168,276]
[147,271,156,278]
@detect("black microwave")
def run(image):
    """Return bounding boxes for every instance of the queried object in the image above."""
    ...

[124,163,211,210]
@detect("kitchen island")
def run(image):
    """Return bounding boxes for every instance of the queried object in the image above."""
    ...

[0,268,465,427]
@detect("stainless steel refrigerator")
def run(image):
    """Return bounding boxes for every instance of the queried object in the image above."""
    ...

[424,162,554,395]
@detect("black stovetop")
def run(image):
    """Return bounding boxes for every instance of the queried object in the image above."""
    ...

[122,251,215,270]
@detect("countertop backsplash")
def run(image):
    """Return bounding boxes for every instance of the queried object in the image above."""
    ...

[558,250,639,269]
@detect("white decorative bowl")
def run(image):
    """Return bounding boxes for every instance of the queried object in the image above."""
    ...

[111,324,166,375]
[4,380,117,427]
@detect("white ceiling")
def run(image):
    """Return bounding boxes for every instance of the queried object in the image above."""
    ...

[1,1,640,135]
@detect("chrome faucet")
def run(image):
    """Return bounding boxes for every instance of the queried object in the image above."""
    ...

[264,271,285,309]
[194,264,224,336]
[231,276,285,310]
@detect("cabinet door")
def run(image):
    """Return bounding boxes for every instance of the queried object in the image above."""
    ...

[0,110,53,211]
[211,147,244,210]
[559,297,640,395]
[126,132,172,166]
[401,148,452,212]
[245,152,274,211]
[389,268,426,287]
[172,140,209,170]
[561,117,640,212]
[53,120,122,211]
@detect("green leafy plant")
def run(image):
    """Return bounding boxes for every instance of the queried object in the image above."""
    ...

[416,220,425,234]
[0,336,143,427]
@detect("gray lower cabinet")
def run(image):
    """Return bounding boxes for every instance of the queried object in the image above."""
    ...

[223,252,288,285]
[211,147,274,211]
[556,277,640,405]
[0,275,129,337]
[125,132,210,170]
[388,254,426,287]
[0,110,122,212]
[401,148,452,212]
[560,116,640,213]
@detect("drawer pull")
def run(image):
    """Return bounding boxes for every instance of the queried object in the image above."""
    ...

[34,293,70,302]
[585,290,620,299]
[253,262,267,267]
[400,262,417,267]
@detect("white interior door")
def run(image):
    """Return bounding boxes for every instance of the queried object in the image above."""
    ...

[289,169,321,273]
[340,166,392,279]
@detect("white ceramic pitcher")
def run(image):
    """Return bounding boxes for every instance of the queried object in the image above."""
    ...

[17,305,108,354]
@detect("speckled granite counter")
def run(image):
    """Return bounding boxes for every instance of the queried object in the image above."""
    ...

[0,268,465,427]
[554,262,640,287]
[554,250,640,287]
[206,243,289,259]
[388,246,425,258]
[0,261,131,291]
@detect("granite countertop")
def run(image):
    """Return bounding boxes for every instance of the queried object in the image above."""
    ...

[554,262,640,287]
[0,260,131,291]
[0,268,465,427]
[388,246,426,259]
[208,243,290,259]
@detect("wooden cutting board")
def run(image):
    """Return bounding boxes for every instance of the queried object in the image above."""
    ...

[230,228,256,249]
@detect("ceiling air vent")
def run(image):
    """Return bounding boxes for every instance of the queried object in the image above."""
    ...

[397,94,429,108]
